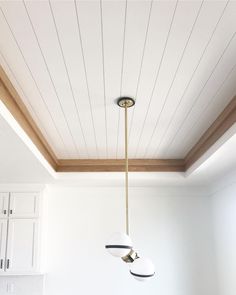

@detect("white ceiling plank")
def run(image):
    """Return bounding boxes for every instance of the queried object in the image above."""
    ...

[137,0,228,158]
[100,0,126,158]
[115,0,153,159]
[0,7,71,158]
[75,0,107,158]
[24,0,90,158]
[0,1,79,158]
[129,0,178,158]
[47,1,99,159]
[0,52,65,159]
[156,1,236,158]
[172,66,236,158]
[128,1,203,157]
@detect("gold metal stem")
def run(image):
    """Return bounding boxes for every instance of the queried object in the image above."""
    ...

[125,102,129,235]
[117,96,135,236]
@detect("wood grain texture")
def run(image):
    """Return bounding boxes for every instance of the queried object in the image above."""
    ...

[57,159,185,172]
[0,65,58,170]
[185,95,236,170]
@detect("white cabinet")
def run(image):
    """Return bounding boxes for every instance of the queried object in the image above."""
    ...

[9,193,39,218]
[0,193,9,218]
[0,220,7,273]
[6,219,38,273]
[0,191,41,275]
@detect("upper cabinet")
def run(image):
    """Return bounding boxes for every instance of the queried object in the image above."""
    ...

[9,193,39,218]
[0,191,42,275]
[0,193,9,218]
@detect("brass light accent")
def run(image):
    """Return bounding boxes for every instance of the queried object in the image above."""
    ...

[122,249,139,263]
[117,97,135,235]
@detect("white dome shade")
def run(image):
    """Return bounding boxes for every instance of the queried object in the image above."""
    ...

[130,258,155,281]
[105,232,132,257]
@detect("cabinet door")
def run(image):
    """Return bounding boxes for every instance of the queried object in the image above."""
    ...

[0,193,9,218]
[0,220,7,273]
[9,193,39,218]
[6,219,38,273]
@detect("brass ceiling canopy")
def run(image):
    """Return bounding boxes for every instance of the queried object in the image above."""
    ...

[117,97,135,108]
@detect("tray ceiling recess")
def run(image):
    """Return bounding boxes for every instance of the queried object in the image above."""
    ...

[0,0,236,172]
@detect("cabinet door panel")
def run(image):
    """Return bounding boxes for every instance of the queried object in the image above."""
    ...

[0,220,7,273]
[0,193,9,218]
[9,193,39,218]
[6,219,38,273]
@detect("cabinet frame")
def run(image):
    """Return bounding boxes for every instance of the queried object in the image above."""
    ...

[0,193,9,219]
[0,220,7,273]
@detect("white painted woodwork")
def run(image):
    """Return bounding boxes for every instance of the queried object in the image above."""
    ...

[0,1,235,159]
[0,220,7,273]
[9,193,39,218]
[0,193,9,218]
[6,219,38,273]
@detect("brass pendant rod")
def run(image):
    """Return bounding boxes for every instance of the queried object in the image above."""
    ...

[125,102,129,235]
[117,96,135,236]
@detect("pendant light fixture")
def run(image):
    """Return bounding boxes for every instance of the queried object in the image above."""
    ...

[105,97,155,281]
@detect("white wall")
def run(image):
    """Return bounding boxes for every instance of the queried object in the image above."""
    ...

[210,179,236,295]
[42,185,217,295]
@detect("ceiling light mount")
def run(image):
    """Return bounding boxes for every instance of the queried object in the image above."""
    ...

[117,97,135,108]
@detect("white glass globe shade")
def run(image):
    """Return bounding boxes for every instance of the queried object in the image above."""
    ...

[130,258,155,281]
[105,232,132,257]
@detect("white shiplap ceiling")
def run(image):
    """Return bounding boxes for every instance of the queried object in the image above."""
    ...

[0,0,235,160]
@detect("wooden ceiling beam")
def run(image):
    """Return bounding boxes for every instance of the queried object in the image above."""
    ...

[56,159,185,172]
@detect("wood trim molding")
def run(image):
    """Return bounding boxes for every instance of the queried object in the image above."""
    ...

[185,96,236,170]
[0,65,235,173]
[57,159,185,172]
[0,66,58,170]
